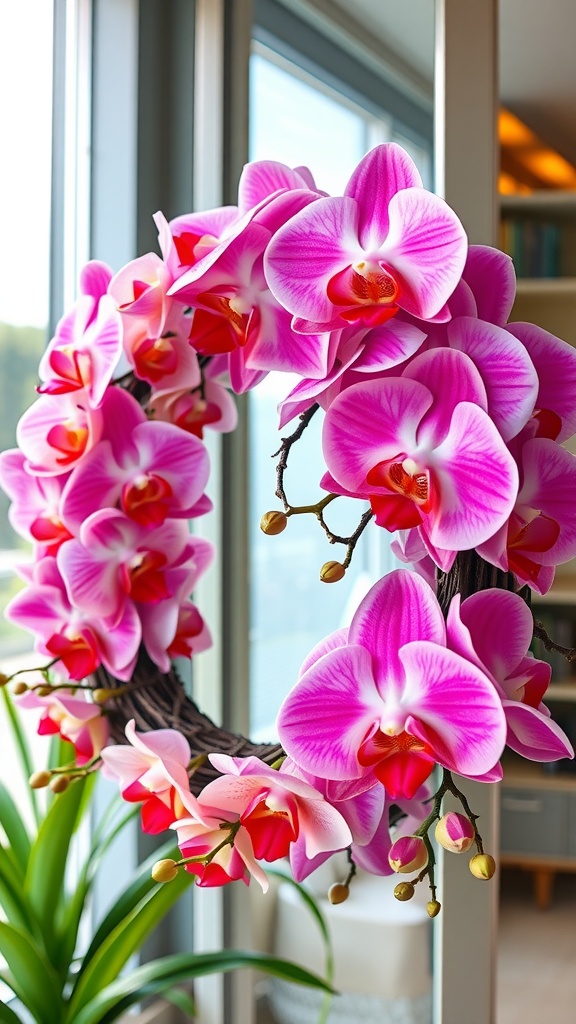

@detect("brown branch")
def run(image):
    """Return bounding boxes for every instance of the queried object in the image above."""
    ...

[274,404,319,508]
[533,620,576,662]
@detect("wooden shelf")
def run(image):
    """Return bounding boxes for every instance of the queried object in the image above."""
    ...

[514,277,576,296]
[500,191,576,217]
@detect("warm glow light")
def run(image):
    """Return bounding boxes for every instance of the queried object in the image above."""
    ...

[498,107,576,193]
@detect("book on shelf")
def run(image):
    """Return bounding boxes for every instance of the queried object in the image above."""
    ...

[500,216,562,278]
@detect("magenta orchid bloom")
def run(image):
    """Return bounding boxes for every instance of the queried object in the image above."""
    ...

[101,720,201,834]
[18,687,109,764]
[277,570,507,800]
[171,753,352,891]
[321,347,518,559]
[264,143,467,333]
[16,390,106,477]
[6,556,141,681]
[0,449,73,556]
[447,589,573,762]
[38,262,122,407]
[60,387,210,530]
[57,510,202,626]
[169,190,328,392]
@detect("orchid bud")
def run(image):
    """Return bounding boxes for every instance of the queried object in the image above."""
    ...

[36,686,52,697]
[469,853,496,880]
[435,812,475,854]
[320,560,346,583]
[12,681,28,695]
[29,770,51,789]
[50,775,70,794]
[260,510,288,535]
[328,882,349,905]
[388,835,428,874]
[152,858,179,883]
[394,881,415,902]
[427,900,441,918]
[0,672,9,687]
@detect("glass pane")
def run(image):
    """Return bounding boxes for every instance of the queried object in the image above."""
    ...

[0,2,53,663]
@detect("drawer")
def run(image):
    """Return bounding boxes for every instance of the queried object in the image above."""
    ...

[500,788,569,856]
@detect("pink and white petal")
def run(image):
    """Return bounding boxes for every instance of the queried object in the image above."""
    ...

[352,321,426,373]
[264,196,361,322]
[504,701,574,762]
[351,810,394,875]
[399,641,507,776]
[228,351,268,395]
[277,644,382,780]
[430,402,519,550]
[322,377,433,493]
[234,828,270,891]
[348,570,445,698]
[98,602,142,679]
[57,539,124,622]
[517,438,576,565]
[457,589,536,681]
[81,260,113,299]
[125,718,192,765]
[239,161,312,212]
[381,189,468,320]
[402,347,487,445]
[462,245,516,326]
[296,797,353,859]
[344,143,423,251]
[245,299,331,379]
[448,317,538,441]
[508,322,576,442]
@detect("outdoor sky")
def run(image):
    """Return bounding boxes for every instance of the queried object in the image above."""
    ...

[0,0,53,328]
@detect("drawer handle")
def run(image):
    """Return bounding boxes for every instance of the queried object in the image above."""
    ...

[502,797,543,813]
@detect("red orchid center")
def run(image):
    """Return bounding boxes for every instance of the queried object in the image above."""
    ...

[358,726,436,800]
[47,420,89,464]
[124,550,170,603]
[385,458,430,507]
[175,396,221,439]
[48,345,92,390]
[46,628,100,679]
[122,473,173,526]
[327,262,400,327]
[241,798,298,862]
[133,335,178,382]
[351,261,398,304]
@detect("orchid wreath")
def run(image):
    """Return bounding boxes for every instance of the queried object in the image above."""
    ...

[1,143,575,917]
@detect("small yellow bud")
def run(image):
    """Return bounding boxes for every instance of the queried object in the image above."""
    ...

[394,881,415,902]
[328,882,349,905]
[469,853,496,880]
[427,900,441,918]
[260,510,288,535]
[50,775,70,794]
[35,686,52,697]
[92,688,112,704]
[29,770,51,789]
[320,560,346,584]
[152,858,179,883]
[0,672,10,687]
[11,681,28,695]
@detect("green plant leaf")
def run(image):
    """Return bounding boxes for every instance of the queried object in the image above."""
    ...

[24,773,93,946]
[0,850,38,935]
[71,950,336,1024]
[79,839,181,972]
[66,867,193,1018]
[0,997,23,1024]
[0,921,63,1024]
[0,783,31,869]
[1,689,39,827]
[159,986,196,1017]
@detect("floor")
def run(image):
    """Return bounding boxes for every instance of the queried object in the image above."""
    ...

[497,869,576,1024]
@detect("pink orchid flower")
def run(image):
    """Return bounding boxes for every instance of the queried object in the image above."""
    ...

[477,432,576,594]
[321,347,518,558]
[0,449,73,556]
[101,720,201,834]
[60,387,210,530]
[264,143,467,333]
[16,390,106,477]
[507,321,576,443]
[149,355,238,440]
[57,510,201,627]
[6,556,141,680]
[18,687,109,764]
[447,589,573,763]
[38,261,122,407]
[172,753,352,891]
[277,570,507,801]
[169,189,328,393]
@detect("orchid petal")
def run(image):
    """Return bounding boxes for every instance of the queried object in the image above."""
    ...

[508,322,576,442]
[504,702,574,762]
[462,245,516,325]
[344,143,422,250]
